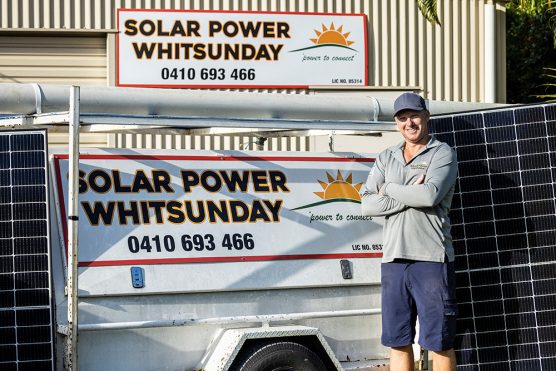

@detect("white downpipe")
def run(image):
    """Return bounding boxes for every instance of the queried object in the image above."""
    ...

[65,87,80,371]
[484,1,497,103]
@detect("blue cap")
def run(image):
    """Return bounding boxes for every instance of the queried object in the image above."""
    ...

[393,93,427,117]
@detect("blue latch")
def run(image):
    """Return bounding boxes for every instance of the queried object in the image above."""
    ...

[130,267,144,288]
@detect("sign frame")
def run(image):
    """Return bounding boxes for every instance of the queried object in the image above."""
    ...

[116,8,369,89]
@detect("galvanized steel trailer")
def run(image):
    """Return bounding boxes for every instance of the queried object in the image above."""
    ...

[0,84,390,371]
[0,84,506,371]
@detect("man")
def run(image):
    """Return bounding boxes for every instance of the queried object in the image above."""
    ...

[361,92,458,371]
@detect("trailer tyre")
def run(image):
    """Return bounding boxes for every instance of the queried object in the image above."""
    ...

[237,341,327,371]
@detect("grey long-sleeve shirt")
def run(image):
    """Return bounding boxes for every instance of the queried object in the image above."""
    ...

[361,137,458,263]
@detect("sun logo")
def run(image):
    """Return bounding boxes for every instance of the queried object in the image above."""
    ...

[289,23,357,53]
[310,23,355,47]
[314,170,362,202]
[290,170,364,211]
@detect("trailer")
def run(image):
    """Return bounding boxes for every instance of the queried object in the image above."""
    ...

[0,85,389,370]
[0,83,509,371]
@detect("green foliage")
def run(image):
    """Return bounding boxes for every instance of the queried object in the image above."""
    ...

[536,68,556,101]
[506,2,556,103]
[417,0,441,25]
[510,0,550,14]
[507,0,556,46]
[549,5,556,48]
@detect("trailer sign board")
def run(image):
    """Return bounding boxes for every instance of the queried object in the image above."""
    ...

[52,150,382,269]
[116,9,368,88]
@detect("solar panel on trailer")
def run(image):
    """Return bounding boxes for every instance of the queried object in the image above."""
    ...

[430,103,556,371]
[0,131,53,371]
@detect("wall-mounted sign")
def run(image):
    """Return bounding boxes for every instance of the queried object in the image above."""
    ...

[117,9,368,88]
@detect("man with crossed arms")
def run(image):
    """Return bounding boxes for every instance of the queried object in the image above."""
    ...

[361,93,458,371]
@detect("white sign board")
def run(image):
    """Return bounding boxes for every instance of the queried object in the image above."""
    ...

[117,9,368,88]
[52,150,383,269]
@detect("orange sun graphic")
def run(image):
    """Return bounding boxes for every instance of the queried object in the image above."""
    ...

[311,23,355,47]
[314,171,362,201]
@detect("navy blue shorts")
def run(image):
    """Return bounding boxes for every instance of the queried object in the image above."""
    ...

[381,259,457,352]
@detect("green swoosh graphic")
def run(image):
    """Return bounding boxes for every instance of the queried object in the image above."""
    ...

[290,198,361,211]
[289,44,358,53]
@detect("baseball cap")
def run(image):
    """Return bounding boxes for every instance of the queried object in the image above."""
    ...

[393,93,428,117]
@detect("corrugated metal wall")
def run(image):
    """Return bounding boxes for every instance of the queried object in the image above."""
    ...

[109,132,310,151]
[0,0,506,103]
[0,35,106,85]
[0,0,506,150]
[0,33,108,147]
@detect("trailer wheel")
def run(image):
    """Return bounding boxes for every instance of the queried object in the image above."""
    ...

[236,341,327,371]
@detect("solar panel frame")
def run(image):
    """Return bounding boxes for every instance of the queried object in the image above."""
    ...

[430,103,556,371]
[0,130,54,371]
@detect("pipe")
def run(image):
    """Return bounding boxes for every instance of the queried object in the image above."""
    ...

[484,1,497,103]
[65,86,80,371]
[78,308,381,332]
[0,83,374,121]
[0,83,508,122]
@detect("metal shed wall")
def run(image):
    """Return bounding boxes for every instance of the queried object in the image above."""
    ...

[0,34,108,147]
[0,35,106,86]
[109,132,310,152]
[0,0,506,151]
[0,0,506,103]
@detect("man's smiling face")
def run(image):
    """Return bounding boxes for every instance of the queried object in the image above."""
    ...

[395,109,430,145]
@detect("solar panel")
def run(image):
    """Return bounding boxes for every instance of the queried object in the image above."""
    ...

[0,130,54,371]
[430,103,556,371]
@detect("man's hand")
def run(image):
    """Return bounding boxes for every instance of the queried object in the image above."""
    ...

[413,174,425,185]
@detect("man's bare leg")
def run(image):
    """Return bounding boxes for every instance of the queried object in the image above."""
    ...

[390,345,414,371]
[431,349,456,371]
